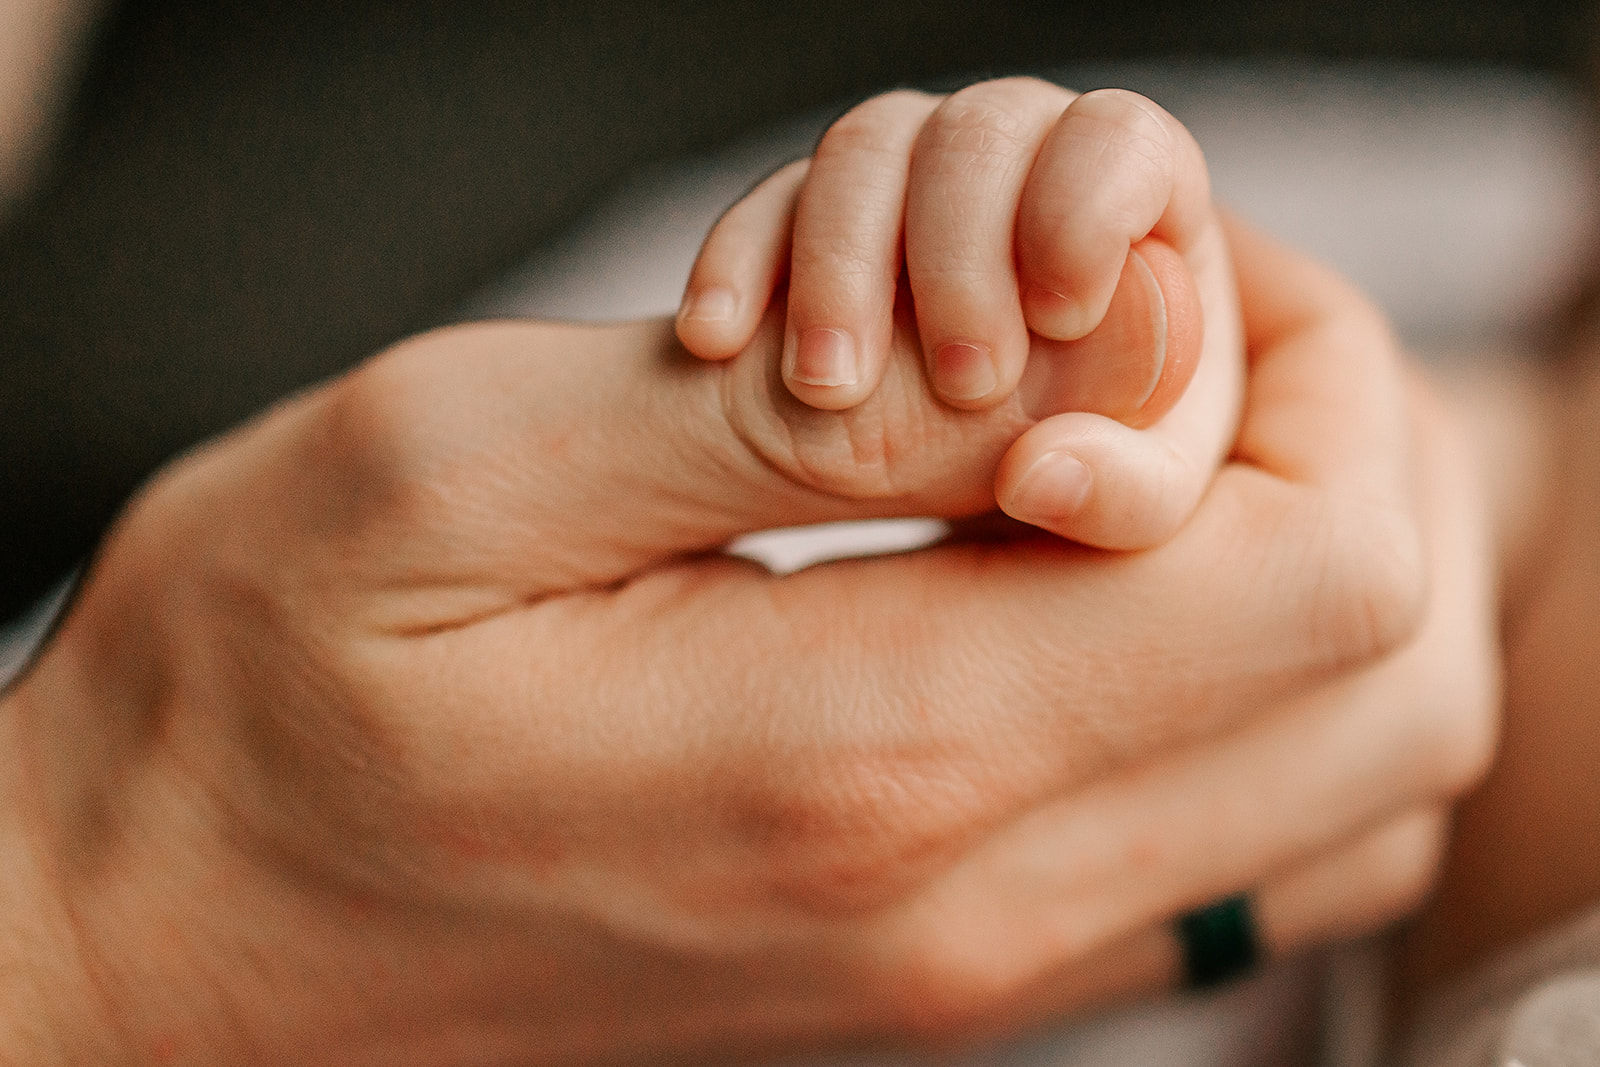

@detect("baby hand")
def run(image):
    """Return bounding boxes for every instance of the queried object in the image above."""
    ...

[678,80,1242,549]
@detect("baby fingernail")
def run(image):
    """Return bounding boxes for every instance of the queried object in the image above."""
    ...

[932,342,998,402]
[1026,285,1091,340]
[1005,451,1092,528]
[680,286,737,323]
[789,327,859,387]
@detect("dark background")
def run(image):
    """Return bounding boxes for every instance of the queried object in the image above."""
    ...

[2,0,1595,619]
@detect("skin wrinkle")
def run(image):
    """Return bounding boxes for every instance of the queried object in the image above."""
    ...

[717,327,823,503]
[936,544,1132,778]
[791,239,890,285]
[926,103,1032,165]
[729,324,915,502]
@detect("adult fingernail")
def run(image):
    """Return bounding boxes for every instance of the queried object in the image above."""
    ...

[932,342,998,402]
[1024,251,1169,422]
[1123,249,1168,411]
[680,286,737,323]
[1004,451,1092,528]
[788,327,859,387]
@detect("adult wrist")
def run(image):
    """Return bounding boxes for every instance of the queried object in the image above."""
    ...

[0,489,214,1065]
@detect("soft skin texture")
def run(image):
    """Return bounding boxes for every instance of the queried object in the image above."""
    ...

[0,221,1495,1064]
[678,80,1238,551]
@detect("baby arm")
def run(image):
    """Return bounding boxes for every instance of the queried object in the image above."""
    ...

[678,79,1242,550]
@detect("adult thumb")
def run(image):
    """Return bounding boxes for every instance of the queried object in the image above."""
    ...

[284,310,1038,606]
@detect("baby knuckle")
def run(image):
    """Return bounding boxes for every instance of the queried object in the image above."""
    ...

[1107,439,1199,549]
[1075,87,1170,133]
[770,402,931,500]
[820,90,935,162]
[789,426,899,498]
[953,74,1069,104]
[720,366,901,500]
[790,227,885,282]
[1068,88,1175,172]
[924,83,1040,160]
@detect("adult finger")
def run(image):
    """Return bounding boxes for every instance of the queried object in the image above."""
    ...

[1016,235,1206,429]
[677,160,809,360]
[781,90,941,409]
[857,809,1446,1044]
[902,78,1072,408]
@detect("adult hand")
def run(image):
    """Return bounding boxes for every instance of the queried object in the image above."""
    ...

[0,220,1494,1063]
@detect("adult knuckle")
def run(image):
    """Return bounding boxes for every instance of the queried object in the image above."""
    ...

[1306,500,1426,668]
[740,756,994,917]
[317,337,452,519]
[1407,656,1501,798]
[1366,815,1447,923]
[322,361,416,475]
[321,646,454,790]
[225,642,452,873]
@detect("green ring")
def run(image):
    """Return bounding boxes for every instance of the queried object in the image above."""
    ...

[1175,893,1261,989]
